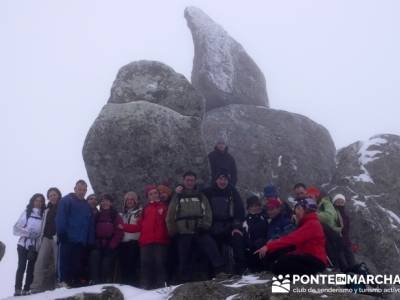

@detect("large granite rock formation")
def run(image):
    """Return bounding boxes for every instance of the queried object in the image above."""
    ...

[185,7,269,111]
[108,60,205,118]
[83,62,209,208]
[327,134,400,275]
[203,105,336,198]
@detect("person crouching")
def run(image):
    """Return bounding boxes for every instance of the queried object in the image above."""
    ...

[255,198,327,276]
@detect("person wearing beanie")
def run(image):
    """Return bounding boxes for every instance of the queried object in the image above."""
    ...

[333,194,357,270]
[208,138,238,186]
[158,185,173,203]
[266,198,294,242]
[307,187,348,271]
[89,194,123,284]
[203,171,247,275]
[254,198,327,276]
[167,171,224,283]
[118,191,142,285]
[243,196,269,272]
[263,184,293,219]
[119,185,169,289]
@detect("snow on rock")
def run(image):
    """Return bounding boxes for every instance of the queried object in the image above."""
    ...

[223,275,270,288]
[2,284,176,300]
[376,203,400,229]
[352,136,387,183]
[185,6,269,111]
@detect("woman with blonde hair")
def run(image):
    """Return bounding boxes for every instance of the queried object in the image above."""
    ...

[118,191,142,285]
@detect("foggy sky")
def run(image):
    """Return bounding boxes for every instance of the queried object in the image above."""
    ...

[1,0,399,297]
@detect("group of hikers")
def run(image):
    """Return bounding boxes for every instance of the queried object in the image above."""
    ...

[13,138,358,296]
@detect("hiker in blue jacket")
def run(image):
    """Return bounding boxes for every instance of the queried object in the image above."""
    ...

[266,199,295,241]
[56,180,94,287]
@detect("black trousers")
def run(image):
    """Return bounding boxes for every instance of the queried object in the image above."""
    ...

[140,244,168,290]
[89,247,117,284]
[58,242,84,285]
[118,240,140,285]
[272,254,326,276]
[213,232,247,274]
[15,245,37,291]
[322,224,348,271]
[177,233,224,283]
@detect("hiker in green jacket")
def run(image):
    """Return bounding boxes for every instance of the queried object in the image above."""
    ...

[307,187,349,271]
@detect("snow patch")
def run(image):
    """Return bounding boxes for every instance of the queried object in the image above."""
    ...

[376,204,400,229]
[226,294,239,300]
[352,137,387,183]
[277,155,282,167]
[3,284,176,300]
[351,198,367,208]
[223,275,269,288]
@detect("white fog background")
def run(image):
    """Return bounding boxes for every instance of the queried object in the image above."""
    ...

[1,0,399,297]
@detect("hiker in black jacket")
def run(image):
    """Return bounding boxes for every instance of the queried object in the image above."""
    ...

[203,169,246,274]
[208,138,238,186]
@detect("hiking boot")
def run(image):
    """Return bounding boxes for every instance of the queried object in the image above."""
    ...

[22,290,31,296]
[56,281,70,289]
[14,289,22,296]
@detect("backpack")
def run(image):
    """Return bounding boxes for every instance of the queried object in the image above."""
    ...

[175,193,205,221]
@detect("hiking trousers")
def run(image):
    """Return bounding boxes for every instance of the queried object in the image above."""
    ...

[58,242,84,285]
[140,244,168,289]
[31,237,58,292]
[272,253,326,276]
[177,233,224,283]
[15,245,37,291]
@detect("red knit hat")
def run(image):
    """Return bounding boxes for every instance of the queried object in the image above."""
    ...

[306,186,321,199]
[144,184,158,197]
[266,198,281,210]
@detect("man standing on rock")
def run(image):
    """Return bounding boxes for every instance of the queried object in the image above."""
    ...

[166,171,224,283]
[56,180,95,287]
[208,138,238,186]
[203,169,247,275]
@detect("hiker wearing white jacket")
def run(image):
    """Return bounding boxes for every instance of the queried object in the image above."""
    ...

[13,193,46,296]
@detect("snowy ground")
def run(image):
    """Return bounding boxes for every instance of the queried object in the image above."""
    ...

[1,284,176,300]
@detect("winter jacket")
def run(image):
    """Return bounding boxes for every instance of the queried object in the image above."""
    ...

[166,189,213,235]
[267,212,295,241]
[203,184,245,235]
[121,207,142,242]
[267,212,327,266]
[123,200,169,247]
[243,212,268,250]
[42,202,58,240]
[317,196,342,234]
[335,206,351,246]
[208,147,238,186]
[95,208,124,249]
[13,208,44,251]
[56,193,95,245]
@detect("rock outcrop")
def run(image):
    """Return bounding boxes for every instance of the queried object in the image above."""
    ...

[203,105,336,198]
[108,60,205,118]
[327,134,400,275]
[83,62,209,208]
[0,241,5,262]
[185,7,269,111]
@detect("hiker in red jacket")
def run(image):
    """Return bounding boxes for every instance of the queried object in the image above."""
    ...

[89,194,123,284]
[255,198,327,275]
[120,185,169,289]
